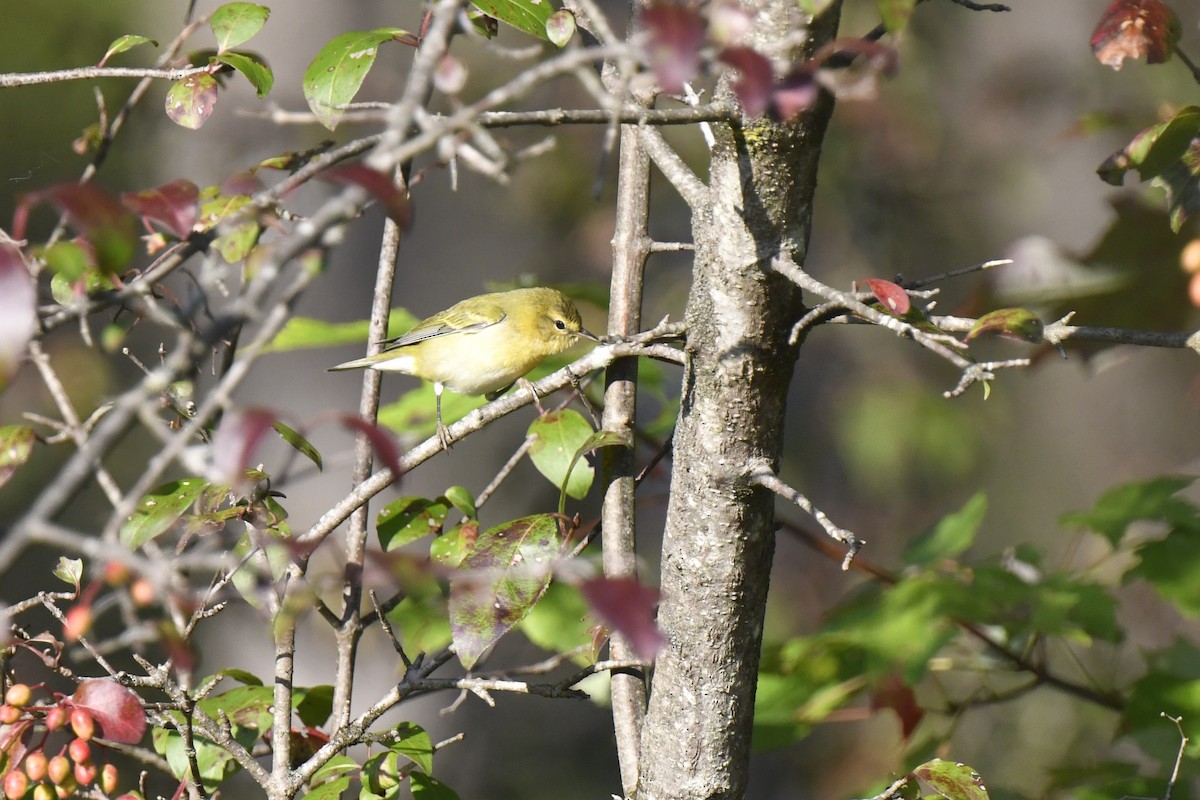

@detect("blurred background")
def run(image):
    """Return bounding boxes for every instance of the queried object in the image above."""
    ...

[2,1,1200,798]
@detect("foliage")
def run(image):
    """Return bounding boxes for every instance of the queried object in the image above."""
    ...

[0,0,1198,799]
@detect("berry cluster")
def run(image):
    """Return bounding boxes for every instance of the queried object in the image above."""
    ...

[0,684,134,800]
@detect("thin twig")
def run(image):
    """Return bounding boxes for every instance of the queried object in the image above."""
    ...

[747,460,862,570]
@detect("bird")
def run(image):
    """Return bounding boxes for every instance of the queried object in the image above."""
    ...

[330,287,598,449]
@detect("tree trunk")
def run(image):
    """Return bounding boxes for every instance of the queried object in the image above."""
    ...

[635,3,842,798]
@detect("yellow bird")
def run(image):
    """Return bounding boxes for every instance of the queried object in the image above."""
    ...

[330,287,597,449]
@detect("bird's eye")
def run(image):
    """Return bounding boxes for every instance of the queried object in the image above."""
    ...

[555,319,567,330]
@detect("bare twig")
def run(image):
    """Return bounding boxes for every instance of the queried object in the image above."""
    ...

[747,460,862,570]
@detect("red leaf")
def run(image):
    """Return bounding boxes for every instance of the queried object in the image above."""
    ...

[718,47,774,117]
[870,673,924,741]
[865,278,911,315]
[211,408,278,486]
[70,679,146,744]
[320,164,412,229]
[338,414,404,479]
[579,577,664,660]
[640,3,706,93]
[0,241,35,384]
[1091,0,1180,70]
[769,67,819,123]
[121,179,200,239]
[16,184,138,272]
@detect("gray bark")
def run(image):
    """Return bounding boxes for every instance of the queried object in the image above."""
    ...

[635,3,842,798]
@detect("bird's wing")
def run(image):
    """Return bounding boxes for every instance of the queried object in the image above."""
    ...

[381,301,507,349]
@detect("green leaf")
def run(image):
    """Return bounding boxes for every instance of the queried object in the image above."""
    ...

[272,421,322,471]
[545,9,575,46]
[912,758,990,800]
[294,685,334,727]
[165,72,219,129]
[120,478,211,549]
[965,308,1044,342]
[1061,476,1197,546]
[903,492,987,566]
[1127,640,1200,737]
[876,0,916,32]
[263,312,419,353]
[0,424,36,490]
[1129,518,1200,613]
[528,410,596,501]
[410,772,460,800]
[470,0,555,40]
[53,557,83,591]
[311,755,359,784]
[823,575,958,683]
[153,723,247,790]
[200,685,274,731]
[378,385,485,440]
[386,595,452,655]
[213,668,263,686]
[229,526,292,608]
[378,496,451,551]
[1153,144,1200,232]
[99,34,157,67]
[443,485,476,518]
[210,3,270,53]
[519,580,593,663]
[430,522,478,568]
[449,514,567,669]
[215,51,273,97]
[303,28,412,130]
[153,686,268,790]
[305,774,353,799]
[393,722,435,775]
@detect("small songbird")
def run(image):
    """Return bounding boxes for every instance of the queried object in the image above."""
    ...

[330,287,598,449]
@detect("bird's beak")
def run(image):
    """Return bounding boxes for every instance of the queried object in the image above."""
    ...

[577,327,600,342]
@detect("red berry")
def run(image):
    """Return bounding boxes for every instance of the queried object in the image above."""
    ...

[43,707,66,732]
[33,783,54,800]
[4,770,28,799]
[130,578,155,607]
[67,738,90,765]
[5,685,31,708]
[24,752,47,782]
[69,709,94,742]
[0,705,20,725]
[63,605,92,642]
[1182,239,1200,274]
[103,561,132,586]
[47,755,70,785]
[73,762,95,786]
[100,764,118,794]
